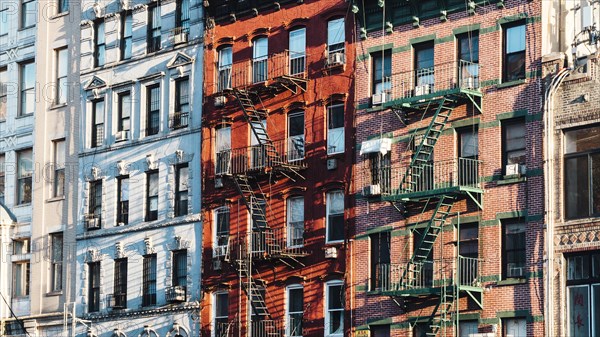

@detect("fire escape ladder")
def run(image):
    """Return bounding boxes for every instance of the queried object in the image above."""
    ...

[398,97,455,194]
[426,284,456,337]
[399,196,454,288]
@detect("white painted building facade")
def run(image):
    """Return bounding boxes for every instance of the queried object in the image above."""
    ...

[75,0,203,336]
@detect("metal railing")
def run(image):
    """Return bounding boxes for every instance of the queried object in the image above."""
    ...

[213,50,309,92]
[227,227,307,260]
[375,256,481,292]
[166,285,186,302]
[107,293,126,308]
[379,60,480,101]
[359,158,482,196]
[216,318,301,337]
[170,111,189,129]
[215,139,306,176]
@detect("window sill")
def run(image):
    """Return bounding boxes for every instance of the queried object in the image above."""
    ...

[497,79,526,89]
[325,240,344,246]
[496,278,527,286]
[46,196,65,203]
[18,26,36,32]
[46,290,63,297]
[15,202,32,208]
[15,113,33,119]
[496,175,526,185]
[50,103,68,110]
[50,11,69,20]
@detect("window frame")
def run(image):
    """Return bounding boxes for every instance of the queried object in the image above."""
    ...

[142,254,157,307]
[289,27,306,76]
[147,4,161,53]
[172,249,187,289]
[19,60,35,116]
[146,84,160,136]
[117,91,131,133]
[252,37,268,83]
[21,0,36,29]
[12,260,30,298]
[88,262,100,312]
[502,22,526,82]
[217,46,233,92]
[286,284,304,337]
[173,77,190,129]
[287,110,305,161]
[502,219,526,279]
[55,48,68,105]
[502,118,526,172]
[113,258,128,308]
[0,67,7,121]
[0,5,8,36]
[213,291,229,337]
[214,206,230,256]
[174,163,189,217]
[370,231,391,291]
[53,139,66,198]
[88,180,103,227]
[372,49,392,95]
[117,175,129,225]
[57,0,68,14]
[120,11,133,60]
[414,41,435,89]
[16,148,32,205]
[327,103,345,155]
[502,317,527,337]
[94,20,106,67]
[175,0,190,32]
[146,170,159,221]
[0,154,5,204]
[326,189,344,243]
[324,280,344,337]
[327,17,345,58]
[91,99,105,148]
[287,196,304,248]
[215,126,232,175]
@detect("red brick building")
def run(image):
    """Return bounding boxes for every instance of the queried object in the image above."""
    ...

[200,1,354,336]
[351,1,544,336]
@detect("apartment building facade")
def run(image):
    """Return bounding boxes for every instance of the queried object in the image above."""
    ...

[200,0,354,336]
[542,1,600,336]
[352,0,544,336]
[74,0,203,336]
[1,0,79,335]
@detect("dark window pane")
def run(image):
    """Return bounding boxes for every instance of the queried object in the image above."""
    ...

[566,156,590,219]
[566,126,600,154]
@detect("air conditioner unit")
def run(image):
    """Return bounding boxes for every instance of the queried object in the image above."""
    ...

[362,184,381,196]
[213,246,226,258]
[415,84,431,96]
[86,217,100,230]
[507,263,524,278]
[463,77,477,89]
[327,158,337,170]
[116,222,125,227]
[327,52,345,67]
[215,177,224,188]
[115,130,130,142]
[372,92,387,105]
[505,163,526,176]
[173,31,188,44]
[213,259,222,270]
[324,246,338,259]
[166,285,186,302]
[215,95,226,107]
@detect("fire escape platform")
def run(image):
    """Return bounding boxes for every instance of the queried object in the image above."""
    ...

[381,185,484,203]
[385,87,482,111]
[381,284,483,298]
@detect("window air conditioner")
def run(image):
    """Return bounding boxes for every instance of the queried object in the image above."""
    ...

[505,163,526,176]
[324,246,338,259]
[173,30,189,44]
[115,130,130,142]
[327,52,345,67]
[214,246,226,258]
[212,259,223,270]
[507,263,524,278]
[86,217,100,230]
[214,95,226,108]
[362,184,381,196]
[116,222,125,227]
[463,77,477,89]
[372,92,387,105]
[415,84,431,96]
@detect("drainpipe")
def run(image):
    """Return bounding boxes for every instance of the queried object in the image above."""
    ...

[543,64,570,337]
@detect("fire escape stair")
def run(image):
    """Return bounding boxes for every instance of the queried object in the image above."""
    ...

[426,285,456,337]
[272,75,308,95]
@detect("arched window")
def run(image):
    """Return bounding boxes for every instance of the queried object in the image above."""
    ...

[217,46,232,92]
[324,280,344,337]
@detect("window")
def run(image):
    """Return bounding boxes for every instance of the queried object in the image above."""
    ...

[566,252,600,337]
[326,190,344,243]
[173,78,189,129]
[503,220,526,279]
[503,23,526,82]
[55,48,68,104]
[372,50,391,95]
[142,254,157,306]
[253,37,268,83]
[95,20,106,67]
[458,223,478,284]
[88,180,102,227]
[325,280,344,336]
[117,176,129,225]
[370,231,391,290]
[88,262,100,312]
[459,321,479,337]
[20,61,35,116]
[17,149,32,205]
[175,164,189,217]
[289,28,306,76]
[368,152,391,190]
[327,104,344,154]
[502,119,526,172]
[13,261,30,297]
[215,126,231,175]
[146,170,159,221]
[413,228,433,287]
[50,233,63,292]
[286,285,303,337]
[0,5,8,36]
[21,0,35,28]
[91,99,105,147]
[121,12,132,60]
[13,238,30,255]
[176,0,190,32]
[250,119,267,170]
[53,139,65,198]
[217,46,232,92]
[172,250,187,290]
[117,92,131,133]
[288,111,305,161]
[0,154,5,204]
[0,67,7,120]
[113,258,127,308]
[457,32,479,88]
[58,0,68,13]
[146,85,160,136]
[287,196,304,247]
[214,206,229,257]
[414,42,434,90]
[327,18,345,64]
[147,4,161,53]
[371,325,391,337]
[214,292,229,337]
[502,318,526,337]
[565,126,600,219]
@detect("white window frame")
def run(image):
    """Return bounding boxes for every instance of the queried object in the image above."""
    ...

[289,27,306,76]
[327,103,345,155]
[217,46,232,92]
[215,126,231,175]
[286,284,304,337]
[326,190,344,244]
[327,18,345,62]
[213,206,230,257]
[287,111,305,161]
[20,61,35,116]
[287,196,304,248]
[213,291,229,337]
[55,48,68,105]
[324,280,344,337]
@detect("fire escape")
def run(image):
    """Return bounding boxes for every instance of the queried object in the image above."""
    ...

[367,61,485,336]
[217,50,309,337]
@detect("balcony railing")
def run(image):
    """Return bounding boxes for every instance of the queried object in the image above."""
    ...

[360,158,482,197]
[216,318,300,337]
[227,227,308,260]
[170,111,189,129]
[378,60,480,102]
[375,256,481,292]
[166,285,186,302]
[108,293,126,309]
[214,50,309,92]
[215,139,306,176]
